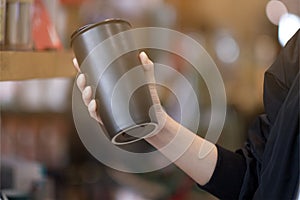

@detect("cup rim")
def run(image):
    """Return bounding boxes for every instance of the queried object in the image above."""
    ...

[111,122,158,146]
[70,18,132,46]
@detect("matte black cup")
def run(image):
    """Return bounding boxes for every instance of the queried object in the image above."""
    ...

[71,19,158,146]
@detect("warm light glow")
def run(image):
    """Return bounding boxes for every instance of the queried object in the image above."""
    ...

[278,13,300,46]
[254,35,277,66]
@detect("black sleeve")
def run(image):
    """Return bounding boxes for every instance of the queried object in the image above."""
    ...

[198,145,247,199]
[198,29,299,200]
[198,114,269,200]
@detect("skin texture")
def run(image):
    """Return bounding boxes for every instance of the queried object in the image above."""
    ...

[74,52,218,186]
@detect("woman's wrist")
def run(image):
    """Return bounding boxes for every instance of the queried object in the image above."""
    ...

[145,114,180,149]
[145,115,218,185]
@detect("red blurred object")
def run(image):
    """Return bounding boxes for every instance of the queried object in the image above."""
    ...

[32,0,62,50]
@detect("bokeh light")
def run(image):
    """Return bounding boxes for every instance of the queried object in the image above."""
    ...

[266,0,288,25]
[278,13,300,46]
[215,32,240,64]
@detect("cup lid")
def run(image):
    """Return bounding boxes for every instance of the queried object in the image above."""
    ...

[70,18,131,46]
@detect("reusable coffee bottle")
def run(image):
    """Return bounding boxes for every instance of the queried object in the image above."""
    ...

[71,19,158,146]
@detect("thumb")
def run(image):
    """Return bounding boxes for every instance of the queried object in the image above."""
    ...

[139,51,156,84]
[139,51,168,132]
[139,51,161,106]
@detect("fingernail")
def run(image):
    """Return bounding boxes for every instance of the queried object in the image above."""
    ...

[139,51,147,63]
[77,73,85,83]
[140,52,154,67]
[89,99,96,110]
[83,86,91,97]
[140,51,147,58]
[88,101,94,113]
[76,74,86,91]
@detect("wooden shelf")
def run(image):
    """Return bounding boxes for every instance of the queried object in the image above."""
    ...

[0,51,77,81]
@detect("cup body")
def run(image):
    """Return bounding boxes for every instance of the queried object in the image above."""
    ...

[71,19,157,145]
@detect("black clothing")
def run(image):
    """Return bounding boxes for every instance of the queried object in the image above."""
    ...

[200,30,299,199]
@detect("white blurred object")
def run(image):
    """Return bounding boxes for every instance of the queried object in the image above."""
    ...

[0,82,18,106]
[111,0,162,16]
[23,78,71,111]
[18,79,45,111]
[215,32,240,64]
[266,0,288,25]
[0,78,72,112]
[278,13,300,46]
[150,2,176,27]
[43,78,71,111]
[115,188,150,200]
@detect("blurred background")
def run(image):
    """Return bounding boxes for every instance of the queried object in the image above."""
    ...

[0,0,299,199]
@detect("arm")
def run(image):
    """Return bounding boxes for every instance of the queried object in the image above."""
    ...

[74,52,247,199]
[75,52,218,185]
[146,114,218,186]
[75,30,300,199]
[140,52,218,186]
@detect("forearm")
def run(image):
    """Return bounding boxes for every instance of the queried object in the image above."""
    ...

[145,115,218,186]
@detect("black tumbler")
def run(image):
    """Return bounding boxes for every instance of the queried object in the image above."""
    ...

[71,19,158,146]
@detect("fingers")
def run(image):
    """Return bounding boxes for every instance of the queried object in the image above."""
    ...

[82,86,92,106]
[80,83,103,124]
[88,100,103,124]
[76,73,92,107]
[139,52,161,106]
[77,77,103,124]
[73,58,81,72]
[77,73,86,92]
[77,73,90,105]
[74,63,103,124]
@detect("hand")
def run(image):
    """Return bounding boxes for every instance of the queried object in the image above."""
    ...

[73,52,167,130]
[73,52,218,186]
[73,58,103,124]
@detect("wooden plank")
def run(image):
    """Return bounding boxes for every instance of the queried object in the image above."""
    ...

[0,51,77,81]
